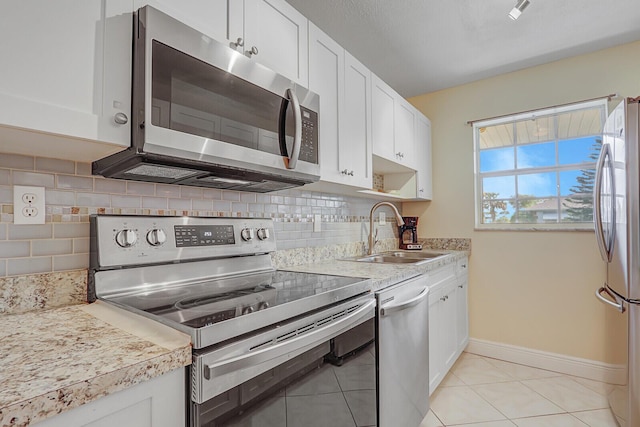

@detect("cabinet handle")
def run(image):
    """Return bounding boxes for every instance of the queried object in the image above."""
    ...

[246,46,259,57]
[114,112,128,125]
[348,170,354,176]
[458,284,464,289]
[341,169,355,176]
[232,37,244,48]
[440,296,446,302]
[419,188,424,193]
[396,152,404,159]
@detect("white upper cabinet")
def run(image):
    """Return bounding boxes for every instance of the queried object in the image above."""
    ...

[394,98,417,169]
[0,0,132,161]
[340,52,373,189]
[308,23,372,190]
[414,113,433,200]
[372,75,397,162]
[134,0,242,46]
[137,0,308,86]
[243,0,308,86]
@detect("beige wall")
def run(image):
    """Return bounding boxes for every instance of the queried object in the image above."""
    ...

[404,41,640,364]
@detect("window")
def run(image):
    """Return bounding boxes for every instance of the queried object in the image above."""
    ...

[473,99,607,230]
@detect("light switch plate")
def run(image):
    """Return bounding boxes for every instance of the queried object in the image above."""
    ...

[13,185,45,224]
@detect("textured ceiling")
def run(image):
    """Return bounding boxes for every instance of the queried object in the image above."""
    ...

[286,0,640,97]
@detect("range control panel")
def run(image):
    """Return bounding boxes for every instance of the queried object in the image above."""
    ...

[91,215,277,269]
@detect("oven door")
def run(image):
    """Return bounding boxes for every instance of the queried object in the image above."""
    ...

[133,6,320,182]
[190,294,376,427]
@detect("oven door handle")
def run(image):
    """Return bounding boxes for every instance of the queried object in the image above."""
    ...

[204,298,375,379]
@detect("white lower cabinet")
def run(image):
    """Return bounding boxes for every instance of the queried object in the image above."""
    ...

[34,368,185,427]
[428,257,469,395]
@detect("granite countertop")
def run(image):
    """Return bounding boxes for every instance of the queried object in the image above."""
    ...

[281,249,468,291]
[0,301,192,427]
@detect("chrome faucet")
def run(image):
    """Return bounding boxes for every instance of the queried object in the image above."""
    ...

[368,202,404,255]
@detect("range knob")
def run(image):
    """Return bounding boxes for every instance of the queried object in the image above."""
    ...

[256,228,270,241]
[146,228,167,246]
[242,306,255,315]
[115,229,138,248]
[240,227,254,241]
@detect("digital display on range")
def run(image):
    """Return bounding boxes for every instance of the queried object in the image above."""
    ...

[174,225,235,247]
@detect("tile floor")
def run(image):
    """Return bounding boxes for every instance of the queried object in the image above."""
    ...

[422,352,622,427]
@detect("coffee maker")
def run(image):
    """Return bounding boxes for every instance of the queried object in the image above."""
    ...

[399,216,422,250]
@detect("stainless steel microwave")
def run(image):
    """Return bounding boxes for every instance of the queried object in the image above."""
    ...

[92,6,320,192]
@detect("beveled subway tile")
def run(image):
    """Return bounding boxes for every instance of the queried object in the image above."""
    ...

[12,171,54,187]
[0,260,6,277]
[240,192,256,203]
[111,195,141,208]
[0,169,10,185]
[8,224,53,240]
[127,181,155,196]
[0,186,11,203]
[73,238,90,254]
[53,253,89,271]
[35,157,75,174]
[231,202,247,213]
[202,188,222,200]
[222,191,240,201]
[180,186,203,199]
[156,184,180,198]
[76,162,92,176]
[0,241,30,257]
[0,224,6,239]
[192,199,213,211]
[7,256,52,276]
[54,223,89,239]
[94,178,126,194]
[56,174,93,190]
[32,239,72,256]
[45,189,76,206]
[168,198,191,210]
[212,201,231,212]
[0,154,33,170]
[77,192,111,207]
[142,197,167,209]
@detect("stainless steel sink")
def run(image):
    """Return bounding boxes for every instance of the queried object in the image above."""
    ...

[346,250,448,264]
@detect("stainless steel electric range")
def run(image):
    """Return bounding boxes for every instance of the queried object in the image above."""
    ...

[88,215,375,427]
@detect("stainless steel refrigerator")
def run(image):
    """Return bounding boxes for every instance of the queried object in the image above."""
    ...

[595,97,640,427]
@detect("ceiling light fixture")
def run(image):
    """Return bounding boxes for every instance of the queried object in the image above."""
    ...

[508,0,530,20]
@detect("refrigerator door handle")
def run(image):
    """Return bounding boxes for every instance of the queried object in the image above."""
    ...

[595,285,625,313]
[593,143,615,262]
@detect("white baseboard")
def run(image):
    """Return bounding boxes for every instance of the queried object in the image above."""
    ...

[466,338,627,385]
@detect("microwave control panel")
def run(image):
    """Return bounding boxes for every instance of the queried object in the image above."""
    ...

[299,107,319,164]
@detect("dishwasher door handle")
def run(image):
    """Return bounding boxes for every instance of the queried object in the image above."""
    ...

[380,287,429,316]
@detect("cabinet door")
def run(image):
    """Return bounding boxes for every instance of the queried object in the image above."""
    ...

[0,0,130,152]
[394,98,417,168]
[442,280,459,370]
[456,277,469,351]
[340,52,373,189]
[35,368,185,427]
[308,23,344,184]
[415,113,433,200]
[244,0,308,85]
[134,0,240,45]
[428,288,443,395]
[371,74,396,162]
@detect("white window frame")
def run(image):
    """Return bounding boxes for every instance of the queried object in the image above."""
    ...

[473,99,608,231]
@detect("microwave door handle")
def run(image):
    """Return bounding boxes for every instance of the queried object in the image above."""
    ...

[285,88,302,169]
[594,144,613,262]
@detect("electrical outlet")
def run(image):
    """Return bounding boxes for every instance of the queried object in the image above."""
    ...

[14,185,45,225]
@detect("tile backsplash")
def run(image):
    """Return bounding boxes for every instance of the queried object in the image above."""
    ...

[0,153,400,278]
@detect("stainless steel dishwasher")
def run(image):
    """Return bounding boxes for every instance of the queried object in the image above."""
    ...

[376,274,430,427]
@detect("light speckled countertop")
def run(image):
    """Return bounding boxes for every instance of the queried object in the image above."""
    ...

[281,249,468,291]
[0,301,191,427]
